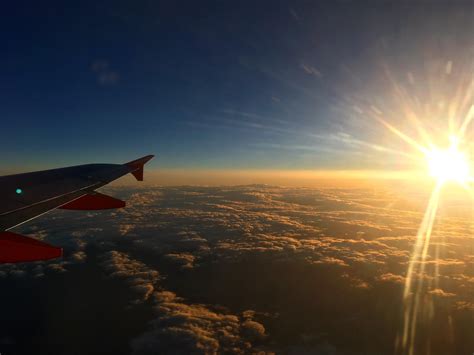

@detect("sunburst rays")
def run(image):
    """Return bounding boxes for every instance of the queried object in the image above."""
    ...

[344,57,474,353]
[380,112,474,354]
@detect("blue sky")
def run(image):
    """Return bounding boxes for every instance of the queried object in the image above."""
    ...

[1,1,471,172]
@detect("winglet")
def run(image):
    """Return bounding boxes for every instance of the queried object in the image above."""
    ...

[125,155,154,181]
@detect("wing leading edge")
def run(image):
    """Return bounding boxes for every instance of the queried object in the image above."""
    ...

[0,155,154,263]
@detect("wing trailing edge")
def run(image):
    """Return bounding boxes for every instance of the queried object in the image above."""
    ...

[0,232,62,263]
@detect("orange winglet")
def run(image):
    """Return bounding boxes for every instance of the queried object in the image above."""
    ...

[125,155,154,181]
[60,192,126,210]
[0,232,62,263]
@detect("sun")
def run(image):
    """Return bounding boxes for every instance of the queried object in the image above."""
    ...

[425,136,471,185]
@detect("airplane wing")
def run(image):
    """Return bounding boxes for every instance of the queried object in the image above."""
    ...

[0,155,154,263]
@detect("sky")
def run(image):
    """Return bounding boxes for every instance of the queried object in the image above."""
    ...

[2,1,474,175]
[3,3,474,353]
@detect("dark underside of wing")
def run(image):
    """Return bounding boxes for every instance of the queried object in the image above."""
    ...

[0,155,153,263]
[0,155,153,231]
[0,163,128,231]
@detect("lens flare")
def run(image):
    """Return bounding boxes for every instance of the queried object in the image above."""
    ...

[401,182,442,355]
[381,124,473,354]
[340,52,474,353]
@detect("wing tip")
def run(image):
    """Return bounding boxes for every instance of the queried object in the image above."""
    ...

[125,155,155,166]
[125,155,155,181]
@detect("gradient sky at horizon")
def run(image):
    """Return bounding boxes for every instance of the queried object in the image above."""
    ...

[2,1,473,172]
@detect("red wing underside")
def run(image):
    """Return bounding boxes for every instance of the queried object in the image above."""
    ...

[60,192,126,210]
[0,232,62,263]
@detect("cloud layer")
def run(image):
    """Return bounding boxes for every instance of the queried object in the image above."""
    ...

[2,184,474,354]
